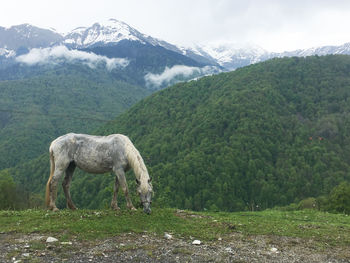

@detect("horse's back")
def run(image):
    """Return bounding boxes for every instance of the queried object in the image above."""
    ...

[50,133,127,148]
[50,133,129,173]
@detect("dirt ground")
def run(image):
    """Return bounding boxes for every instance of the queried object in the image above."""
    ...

[1,231,349,263]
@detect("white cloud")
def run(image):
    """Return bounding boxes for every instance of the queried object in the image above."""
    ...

[144,65,218,87]
[16,45,129,70]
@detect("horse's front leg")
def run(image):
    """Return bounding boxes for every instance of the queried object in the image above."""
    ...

[114,168,136,211]
[111,175,120,210]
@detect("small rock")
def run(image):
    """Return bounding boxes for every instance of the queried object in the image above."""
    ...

[270,247,278,253]
[192,240,201,245]
[24,244,30,249]
[225,247,234,254]
[60,241,72,245]
[218,237,222,241]
[22,253,30,257]
[164,233,173,240]
[46,237,58,243]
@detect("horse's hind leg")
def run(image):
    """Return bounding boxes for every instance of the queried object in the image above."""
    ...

[62,162,77,210]
[48,168,65,212]
[111,175,120,210]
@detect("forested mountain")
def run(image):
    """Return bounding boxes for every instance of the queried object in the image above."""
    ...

[3,55,350,211]
[0,64,150,169]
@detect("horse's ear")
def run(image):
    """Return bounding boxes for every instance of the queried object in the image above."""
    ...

[148,177,152,183]
[136,178,140,185]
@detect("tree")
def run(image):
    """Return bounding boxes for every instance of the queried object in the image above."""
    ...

[0,171,17,209]
[328,181,350,214]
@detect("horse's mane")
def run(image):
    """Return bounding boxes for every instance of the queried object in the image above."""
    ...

[124,137,150,190]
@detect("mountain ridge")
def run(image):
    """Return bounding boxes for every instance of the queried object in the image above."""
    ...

[2,19,350,70]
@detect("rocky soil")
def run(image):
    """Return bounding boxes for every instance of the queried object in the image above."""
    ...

[1,231,349,263]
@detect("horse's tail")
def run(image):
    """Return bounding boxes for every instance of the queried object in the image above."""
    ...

[45,147,55,207]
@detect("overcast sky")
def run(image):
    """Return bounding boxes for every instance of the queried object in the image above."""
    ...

[1,0,350,52]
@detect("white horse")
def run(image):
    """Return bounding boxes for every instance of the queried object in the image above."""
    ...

[45,133,153,214]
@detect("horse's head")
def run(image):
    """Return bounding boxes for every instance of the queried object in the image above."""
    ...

[136,177,153,214]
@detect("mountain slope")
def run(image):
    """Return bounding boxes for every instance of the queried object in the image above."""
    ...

[4,55,350,211]
[83,40,209,88]
[98,55,350,211]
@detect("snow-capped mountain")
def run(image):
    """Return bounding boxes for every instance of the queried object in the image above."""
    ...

[63,19,178,50]
[2,19,350,71]
[276,42,350,58]
[186,42,270,70]
[186,41,350,70]
[0,24,62,50]
[63,19,145,48]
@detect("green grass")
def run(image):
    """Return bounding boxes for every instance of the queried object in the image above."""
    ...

[0,208,349,249]
[209,209,350,247]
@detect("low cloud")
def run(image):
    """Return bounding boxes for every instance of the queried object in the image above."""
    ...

[16,46,129,70]
[145,65,218,88]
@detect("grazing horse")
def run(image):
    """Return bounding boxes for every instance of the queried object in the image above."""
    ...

[45,133,153,214]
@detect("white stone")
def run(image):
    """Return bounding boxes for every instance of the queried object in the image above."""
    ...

[164,233,173,240]
[60,241,72,245]
[270,247,278,253]
[225,247,234,254]
[192,240,201,245]
[46,237,58,243]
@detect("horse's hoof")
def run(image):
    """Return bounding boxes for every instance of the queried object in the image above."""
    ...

[112,206,120,211]
[53,207,59,212]
[130,207,137,211]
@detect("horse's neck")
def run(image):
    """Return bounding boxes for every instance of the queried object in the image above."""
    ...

[125,140,148,181]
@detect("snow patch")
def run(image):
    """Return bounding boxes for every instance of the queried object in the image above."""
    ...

[16,45,129,70]
[0,48,16,58]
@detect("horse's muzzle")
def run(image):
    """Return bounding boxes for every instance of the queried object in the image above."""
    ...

[144,207,151,214]
[143,202,151,214]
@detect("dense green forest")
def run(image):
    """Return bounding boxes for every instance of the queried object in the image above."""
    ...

[0,64,150,169]
[1,55,350,212]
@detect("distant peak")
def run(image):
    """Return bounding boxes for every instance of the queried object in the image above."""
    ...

[93,18,130,28]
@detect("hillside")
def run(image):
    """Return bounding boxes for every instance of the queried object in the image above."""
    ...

[2,55,350,212]
[0,64,150,169]
[99,55,350,211]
